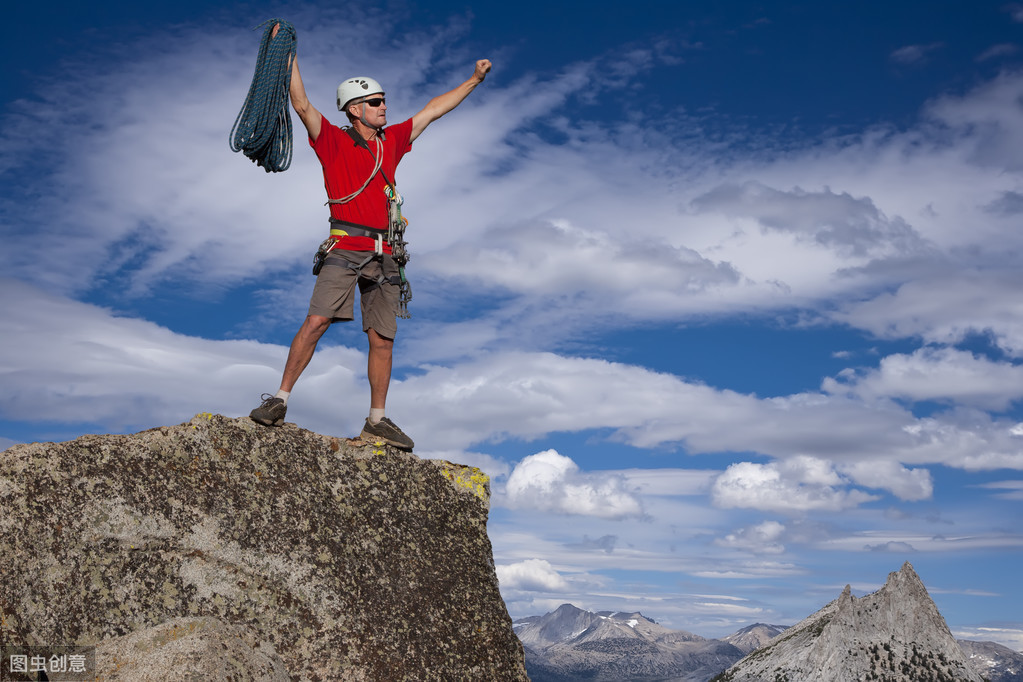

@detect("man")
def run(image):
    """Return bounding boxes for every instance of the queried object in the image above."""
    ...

[249,25,492,450]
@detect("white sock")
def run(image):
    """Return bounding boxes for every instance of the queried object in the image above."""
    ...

[275,389,291,404]
[369,408,385,424]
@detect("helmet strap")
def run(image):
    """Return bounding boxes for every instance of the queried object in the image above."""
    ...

[359,102,383,136]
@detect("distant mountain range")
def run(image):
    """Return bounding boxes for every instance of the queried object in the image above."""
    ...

[514,604,783,682]
[514,562,1021,682]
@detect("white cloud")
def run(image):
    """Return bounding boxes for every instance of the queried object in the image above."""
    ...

[976,43,1018,62]
[839,460,933,501]
[502,450,644,519]
[890,43,944,65]
[866,541,916,553]
[6,279,1023,474]
[5,12,1023,372]
[818,531,1023,553]
[496,558,571,592]
[691,560,805,579]
[834,273,1023,358]
[953,626,1023,652]
[711,458,879,513]
[823,347,1023,411]
[0,278,368,436]
[977,480,1023,500]
[689,182,931,260]
[715,520,787,555]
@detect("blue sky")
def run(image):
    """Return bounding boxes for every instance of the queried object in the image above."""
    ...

[3,0,1022,649]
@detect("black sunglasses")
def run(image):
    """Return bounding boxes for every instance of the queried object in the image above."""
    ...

[361,97,386,107]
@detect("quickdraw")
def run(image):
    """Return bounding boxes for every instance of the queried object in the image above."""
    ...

[384,185,412,318]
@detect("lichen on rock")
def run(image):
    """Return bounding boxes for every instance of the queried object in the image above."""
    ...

[0,413,527,680]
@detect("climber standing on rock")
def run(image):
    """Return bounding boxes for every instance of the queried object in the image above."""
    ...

[248,22,492,449]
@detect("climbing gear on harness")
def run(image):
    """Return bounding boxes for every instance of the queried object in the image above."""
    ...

[229,19,296,173]
[314,126,414,318]
[383,184,413,317]
[312,237,333,275]
[336,77,386,131]
[318,252,403,296]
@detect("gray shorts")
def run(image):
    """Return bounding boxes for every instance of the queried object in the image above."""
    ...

[308,249,399,339]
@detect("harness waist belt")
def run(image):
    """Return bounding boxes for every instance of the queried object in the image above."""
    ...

[329,218,388,241]
[320,253,402,292]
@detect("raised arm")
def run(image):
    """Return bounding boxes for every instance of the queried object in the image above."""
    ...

[289,54,323,141]
[271,23,322,141]
[410,59,492,142]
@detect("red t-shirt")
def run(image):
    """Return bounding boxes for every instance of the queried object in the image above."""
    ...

[311,116,413,252]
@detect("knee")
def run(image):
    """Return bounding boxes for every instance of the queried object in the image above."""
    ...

[302,315,331,337]
[367,329,394,353]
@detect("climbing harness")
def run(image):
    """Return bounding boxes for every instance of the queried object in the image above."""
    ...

[312,126,413,318]
[229,19,296,173]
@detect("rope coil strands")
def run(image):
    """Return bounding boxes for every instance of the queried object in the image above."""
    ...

[229,19,296,173]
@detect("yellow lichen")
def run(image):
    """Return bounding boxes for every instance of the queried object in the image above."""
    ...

[440,466,490,501]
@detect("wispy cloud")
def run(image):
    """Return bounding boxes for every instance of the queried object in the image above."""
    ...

[890,42,944,65]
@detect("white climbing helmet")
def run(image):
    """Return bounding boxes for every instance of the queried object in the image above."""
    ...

[336,77,384,111]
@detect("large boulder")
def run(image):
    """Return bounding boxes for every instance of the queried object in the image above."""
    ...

[0,413,527,680]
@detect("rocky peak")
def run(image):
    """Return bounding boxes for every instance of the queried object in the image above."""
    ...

[722,623,791,655]
[0,414,527,680]
[517,604,740,682]
[713,562,983,682]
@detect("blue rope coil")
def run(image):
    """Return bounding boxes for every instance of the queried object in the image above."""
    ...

[230,19,296,173]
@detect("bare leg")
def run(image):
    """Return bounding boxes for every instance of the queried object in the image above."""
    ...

[280,315,332,392]
[366,328,394,410]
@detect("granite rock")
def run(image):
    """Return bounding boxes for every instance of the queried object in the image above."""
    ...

[0,413,527,680]
[712,562,982,682]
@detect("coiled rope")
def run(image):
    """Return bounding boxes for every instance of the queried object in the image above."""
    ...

[229,19,296,173]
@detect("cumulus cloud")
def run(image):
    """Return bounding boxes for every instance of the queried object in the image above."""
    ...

[502,450,644,519]
[711,457,878,513]
[496,558,570,592]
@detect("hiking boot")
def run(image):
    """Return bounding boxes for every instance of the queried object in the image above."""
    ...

[250,394,287,426]
[360,417,414,450]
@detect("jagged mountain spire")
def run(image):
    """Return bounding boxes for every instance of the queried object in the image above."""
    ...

[713,562,983,682]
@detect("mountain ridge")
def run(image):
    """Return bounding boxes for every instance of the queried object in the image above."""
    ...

[518,565,1016,682]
